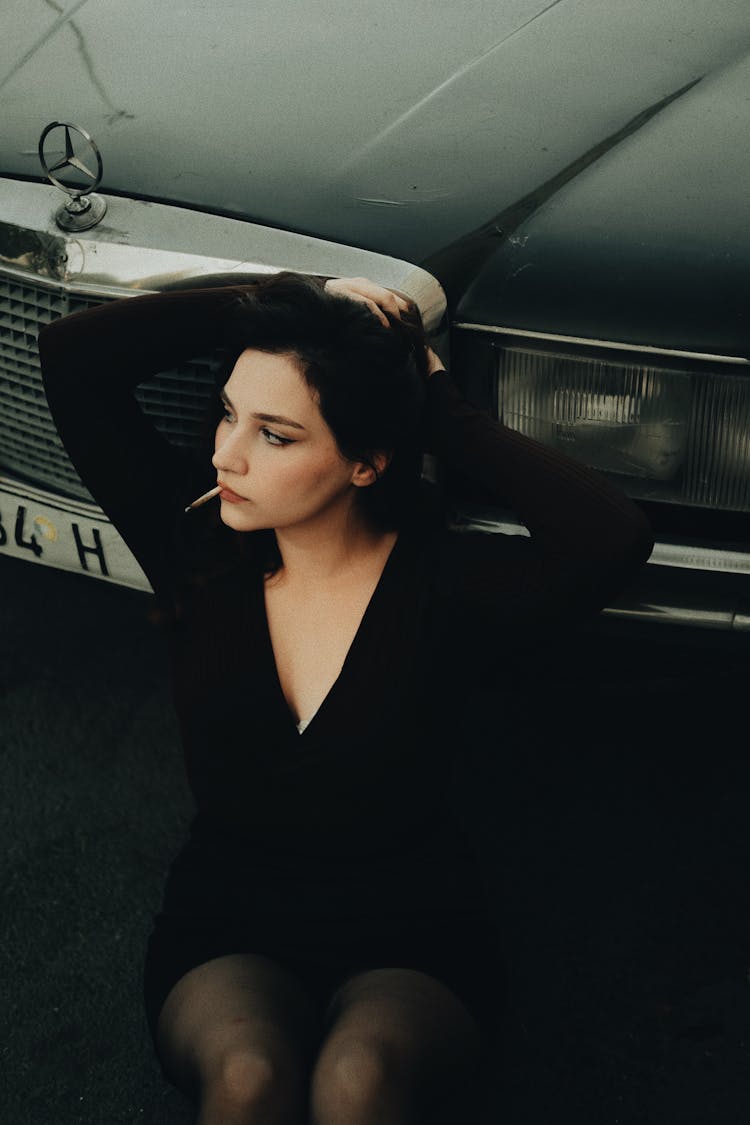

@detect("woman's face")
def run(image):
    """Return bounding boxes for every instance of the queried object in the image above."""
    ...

[211,348,369,533]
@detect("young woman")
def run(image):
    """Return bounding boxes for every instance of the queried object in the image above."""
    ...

[39,273,652,1125]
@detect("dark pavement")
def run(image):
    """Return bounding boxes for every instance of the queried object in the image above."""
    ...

[2,552,750,1124]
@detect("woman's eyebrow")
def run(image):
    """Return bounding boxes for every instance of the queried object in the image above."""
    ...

[253,412,307,431]
[219,388,306,431]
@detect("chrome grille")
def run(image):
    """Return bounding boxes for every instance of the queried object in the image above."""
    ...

[0,276,219,501]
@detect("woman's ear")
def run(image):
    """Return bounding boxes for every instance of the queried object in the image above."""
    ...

[351,451,391,487]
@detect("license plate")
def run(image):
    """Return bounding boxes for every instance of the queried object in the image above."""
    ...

[0,477,150,591]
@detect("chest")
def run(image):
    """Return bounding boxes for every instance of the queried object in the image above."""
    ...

[263,566,387,726]
[260,531,404,724]
[172,533,445,745]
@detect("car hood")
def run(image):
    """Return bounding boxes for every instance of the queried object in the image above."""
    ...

[443,49,750,355]
[2,0,749,344]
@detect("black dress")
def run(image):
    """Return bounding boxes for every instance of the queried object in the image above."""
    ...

[38,286,653,1044]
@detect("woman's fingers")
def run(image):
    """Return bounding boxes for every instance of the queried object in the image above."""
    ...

[363,297,391,328]
[324,277,413,324]
[323,277,441,374]
[425,346,447,378]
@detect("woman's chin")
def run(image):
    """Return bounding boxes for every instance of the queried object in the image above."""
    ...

[218,504,261,532]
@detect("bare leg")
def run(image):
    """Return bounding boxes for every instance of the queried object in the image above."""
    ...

[309,967,491,1125]
[155,952,320,1125]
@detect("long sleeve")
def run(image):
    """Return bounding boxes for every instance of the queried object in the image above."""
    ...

[38,287,247,599]
[424,368,654,625]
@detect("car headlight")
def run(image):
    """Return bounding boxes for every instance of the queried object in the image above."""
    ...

[496,344,750,512]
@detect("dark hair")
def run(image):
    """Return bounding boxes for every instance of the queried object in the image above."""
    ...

[214,272,430,542]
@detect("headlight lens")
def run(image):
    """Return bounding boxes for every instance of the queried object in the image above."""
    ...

[496,344,750,512]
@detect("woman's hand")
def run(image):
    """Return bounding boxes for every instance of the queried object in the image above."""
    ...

[424,346,446,379]
[324,276,447,377]
[324,276,411,328]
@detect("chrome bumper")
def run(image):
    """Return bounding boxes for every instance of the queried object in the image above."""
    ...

[452,514,750,632]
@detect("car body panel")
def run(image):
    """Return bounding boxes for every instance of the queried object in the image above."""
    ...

[2,0,749,267]
[448,50,750,354]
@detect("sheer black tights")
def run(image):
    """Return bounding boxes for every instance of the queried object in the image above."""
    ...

[155,954,490,1124]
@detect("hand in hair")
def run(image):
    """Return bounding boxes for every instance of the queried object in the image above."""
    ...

[324,276,412,328]
[324,277,446,379]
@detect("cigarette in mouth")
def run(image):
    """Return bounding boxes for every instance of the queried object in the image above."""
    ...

[184,484,222,512]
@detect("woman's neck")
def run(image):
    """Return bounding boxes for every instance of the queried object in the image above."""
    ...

[270,504,396,587]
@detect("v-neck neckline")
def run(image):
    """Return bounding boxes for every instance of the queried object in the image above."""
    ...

[259,532,404,739]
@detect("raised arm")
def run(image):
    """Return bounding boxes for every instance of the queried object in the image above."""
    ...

[424,365,654,625]
[321,275,653,623]
[38,287,245,598]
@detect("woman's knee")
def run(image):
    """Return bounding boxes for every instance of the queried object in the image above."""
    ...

[211,1044,276,1101]
[310,1033,406,1123]
[201,1042,301,1121]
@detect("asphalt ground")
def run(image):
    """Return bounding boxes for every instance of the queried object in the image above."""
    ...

[2,551,750,1124]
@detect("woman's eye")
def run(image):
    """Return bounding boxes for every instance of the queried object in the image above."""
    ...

[220,407,235,423]
[261,427,294,447]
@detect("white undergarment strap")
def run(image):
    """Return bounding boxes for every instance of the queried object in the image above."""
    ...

[296,709,318,735]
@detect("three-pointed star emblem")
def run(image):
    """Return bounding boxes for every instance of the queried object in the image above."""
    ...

[47,124,97,181]
[38,121,103,196]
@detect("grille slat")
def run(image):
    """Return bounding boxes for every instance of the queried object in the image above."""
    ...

[0,276,221,501]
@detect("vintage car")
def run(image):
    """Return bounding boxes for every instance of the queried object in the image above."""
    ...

[1,0,749,630]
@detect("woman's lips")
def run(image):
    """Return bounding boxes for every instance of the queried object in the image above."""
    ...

[218,486,248,503]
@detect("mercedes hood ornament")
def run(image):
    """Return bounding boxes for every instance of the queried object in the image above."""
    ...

[38,121,108,232]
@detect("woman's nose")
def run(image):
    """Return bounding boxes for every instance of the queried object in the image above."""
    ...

[212,429,248,476]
